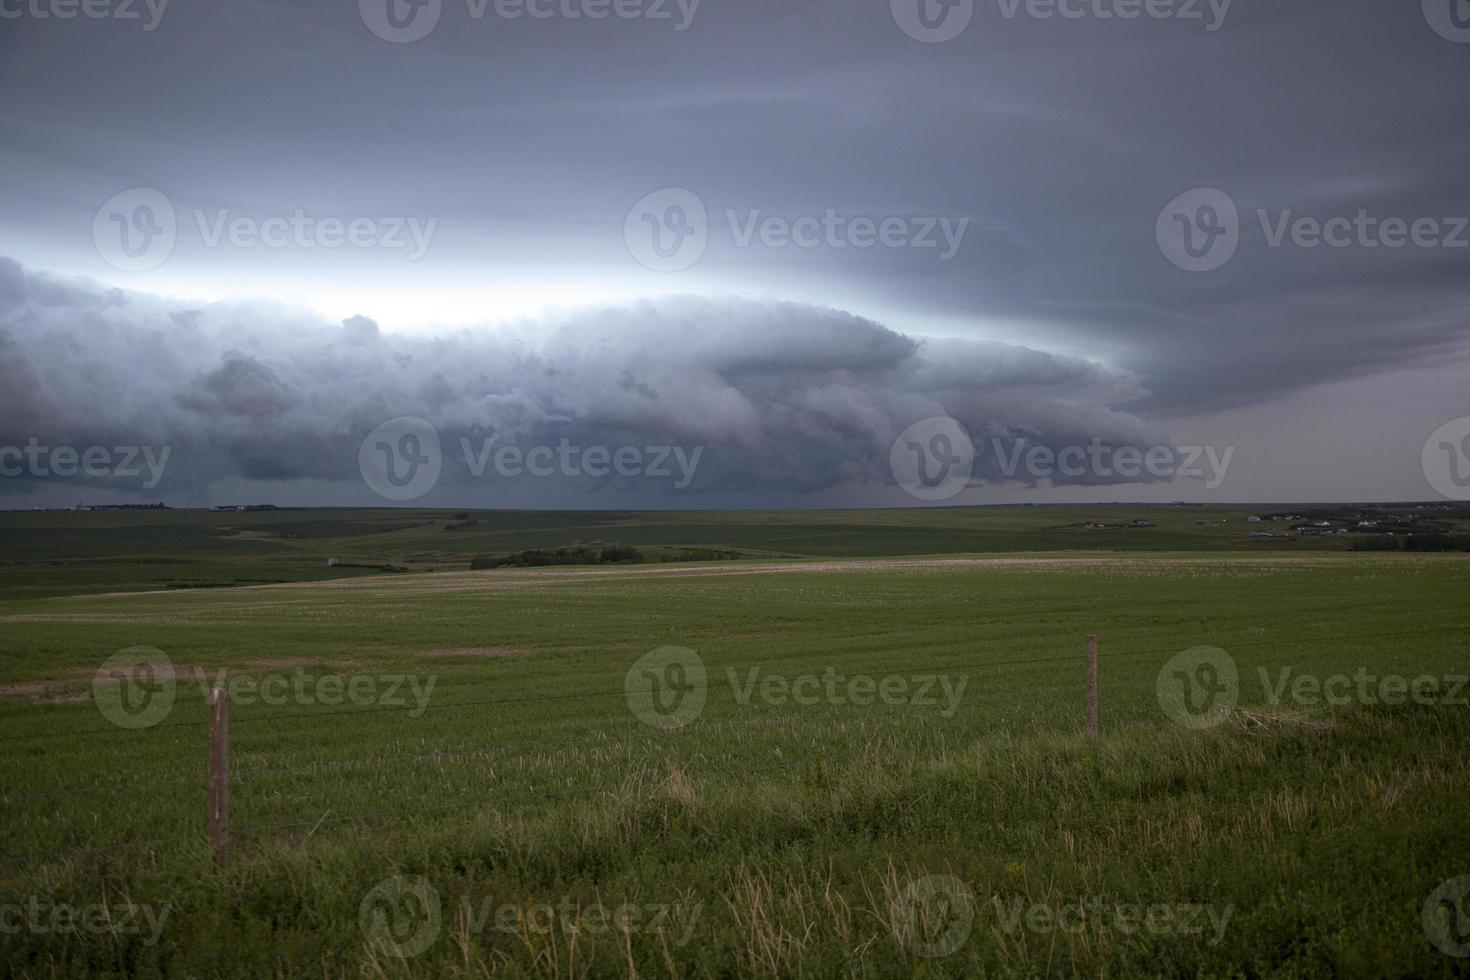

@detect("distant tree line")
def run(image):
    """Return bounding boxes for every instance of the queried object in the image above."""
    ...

[472,544,645,569]
[469,544,746,569]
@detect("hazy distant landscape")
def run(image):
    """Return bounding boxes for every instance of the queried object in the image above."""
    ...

[3,503,1468,599]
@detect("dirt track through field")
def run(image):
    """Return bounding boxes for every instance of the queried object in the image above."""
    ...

[39,552,1465,608]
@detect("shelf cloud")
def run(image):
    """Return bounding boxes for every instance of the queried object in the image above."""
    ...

[0,258,1173,506]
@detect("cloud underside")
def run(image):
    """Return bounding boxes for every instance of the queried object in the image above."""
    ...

[0,257,1174,505]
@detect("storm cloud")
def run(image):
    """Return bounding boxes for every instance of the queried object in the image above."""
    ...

[0,258,1174,506]
[0,0,1466,504]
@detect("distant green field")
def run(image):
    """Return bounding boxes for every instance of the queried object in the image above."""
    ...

[2,503,1464,599]
[1,553,1467,976]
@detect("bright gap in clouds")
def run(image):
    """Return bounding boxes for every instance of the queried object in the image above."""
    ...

[83,265,1010,340]
[7,217,1089,344]
[82,268,699,334]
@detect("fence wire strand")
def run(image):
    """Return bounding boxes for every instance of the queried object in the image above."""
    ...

[5,619,1459,747]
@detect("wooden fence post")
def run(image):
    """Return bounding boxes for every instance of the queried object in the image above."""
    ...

[1086,634,1099,740]
[208,686,229,869]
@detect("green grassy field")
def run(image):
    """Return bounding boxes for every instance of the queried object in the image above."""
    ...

[1,535,1468,977]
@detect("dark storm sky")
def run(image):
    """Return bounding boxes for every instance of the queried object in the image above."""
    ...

[0,0,1466,506]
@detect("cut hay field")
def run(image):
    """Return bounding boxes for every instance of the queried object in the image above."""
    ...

[1,547,1468,977]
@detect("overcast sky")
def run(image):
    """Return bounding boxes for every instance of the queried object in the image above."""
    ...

[0,0,1467,508]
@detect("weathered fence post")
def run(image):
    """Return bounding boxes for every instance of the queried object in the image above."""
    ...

[1086,634,1099,740]
[208,686,229,869]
